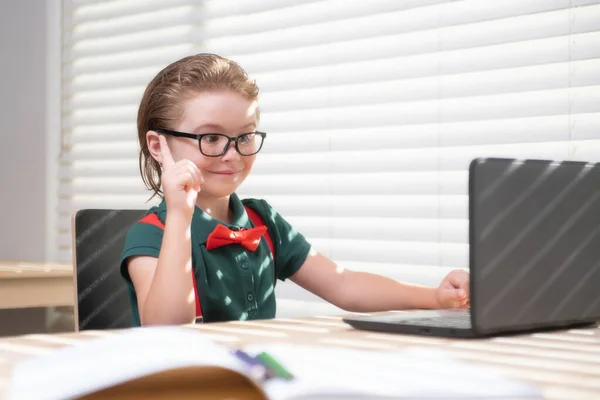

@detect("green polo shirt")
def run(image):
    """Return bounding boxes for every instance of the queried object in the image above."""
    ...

[120,193,311,326]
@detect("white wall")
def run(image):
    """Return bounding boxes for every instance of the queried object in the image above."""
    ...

[0,0,55,262]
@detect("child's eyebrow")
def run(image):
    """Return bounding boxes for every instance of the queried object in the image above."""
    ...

[239,121,257,130]
[193,123,224,132]
[193,122,257,133]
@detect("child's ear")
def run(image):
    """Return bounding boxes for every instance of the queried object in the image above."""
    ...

[146,131,162,163]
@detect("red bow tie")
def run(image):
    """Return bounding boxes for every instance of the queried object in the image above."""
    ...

[205,224,268,251]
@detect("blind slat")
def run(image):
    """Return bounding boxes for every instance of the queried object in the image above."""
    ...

[72,6,196,41]
[308,238,468,267]
[288,217,469,244]
[259,87,592,132]
[72,0,202,24]
[65,46,193,80]
[66,27,195,60]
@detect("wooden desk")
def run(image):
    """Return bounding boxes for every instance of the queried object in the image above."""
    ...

[0,262,73,309]
[0,314,598,399]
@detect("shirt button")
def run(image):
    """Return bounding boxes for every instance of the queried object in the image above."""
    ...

[241,261,249,270]
[247,293,254,302]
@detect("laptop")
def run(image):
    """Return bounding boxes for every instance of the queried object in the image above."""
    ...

[344,157,600,338]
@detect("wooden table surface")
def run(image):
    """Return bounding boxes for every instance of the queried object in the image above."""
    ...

[0,261,73,309]
[0,313,598,399]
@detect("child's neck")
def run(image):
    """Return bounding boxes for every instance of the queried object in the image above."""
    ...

[196,195,232,224]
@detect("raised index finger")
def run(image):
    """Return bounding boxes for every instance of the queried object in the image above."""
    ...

[158,134,175,168]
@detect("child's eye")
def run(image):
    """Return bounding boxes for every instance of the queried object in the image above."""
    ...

[204,134,222,144]
[238,134,252,144]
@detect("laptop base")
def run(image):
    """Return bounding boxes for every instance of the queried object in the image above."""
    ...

[343,314,476,339]
[343,315,598,339]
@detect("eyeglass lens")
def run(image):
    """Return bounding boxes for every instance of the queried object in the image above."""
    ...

[199,133,263,156]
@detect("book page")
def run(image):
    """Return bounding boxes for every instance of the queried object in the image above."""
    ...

[246,344,542,400]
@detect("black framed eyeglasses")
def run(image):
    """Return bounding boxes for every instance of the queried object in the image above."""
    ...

[156,128,266,157]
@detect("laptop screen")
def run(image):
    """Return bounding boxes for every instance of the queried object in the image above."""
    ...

[470,158,600,334]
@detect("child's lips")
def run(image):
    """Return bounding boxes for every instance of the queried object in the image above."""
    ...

[209,170,237,175]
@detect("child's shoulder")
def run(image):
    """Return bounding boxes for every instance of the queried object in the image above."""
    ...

[121,203,166,261]
[240,197,278,220]
[126,202,167,237]
[241,196,270,210]
[240,196,294,231]
[241,197,280,225]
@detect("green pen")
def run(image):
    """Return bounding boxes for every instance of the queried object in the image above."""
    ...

[255,352,295,380]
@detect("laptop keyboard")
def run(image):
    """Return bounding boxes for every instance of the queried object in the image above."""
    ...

[382,315,472,329]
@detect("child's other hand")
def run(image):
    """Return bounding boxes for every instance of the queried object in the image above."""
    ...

[159,135,204,218]
[435,269,470,309]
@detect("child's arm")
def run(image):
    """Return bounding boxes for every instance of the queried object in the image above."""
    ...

[127,214,196,325]
[127,135,204,326]
[290,250,469,312]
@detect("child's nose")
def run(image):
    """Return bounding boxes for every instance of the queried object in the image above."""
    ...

[220,142,241,161]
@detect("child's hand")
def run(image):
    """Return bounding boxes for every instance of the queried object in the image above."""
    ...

[159,135,204,218]
[435,269,470,309]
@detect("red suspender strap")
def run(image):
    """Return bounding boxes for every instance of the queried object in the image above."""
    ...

[138,213,163,229]
[139,214,202,320]
[244,206,275,259]
[189,272,202,320]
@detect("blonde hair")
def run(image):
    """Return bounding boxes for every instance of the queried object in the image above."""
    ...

[137,53,259,200]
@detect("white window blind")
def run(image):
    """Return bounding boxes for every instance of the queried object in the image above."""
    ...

[59,0,600,302]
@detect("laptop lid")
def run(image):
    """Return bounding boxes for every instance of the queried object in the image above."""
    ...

[470,158,600,336]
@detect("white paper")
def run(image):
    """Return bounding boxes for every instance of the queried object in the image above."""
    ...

[245,344,543,400]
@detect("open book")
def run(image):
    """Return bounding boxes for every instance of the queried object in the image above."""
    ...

[7,327,542,400]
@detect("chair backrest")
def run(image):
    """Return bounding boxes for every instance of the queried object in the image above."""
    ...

[72,209,146,331]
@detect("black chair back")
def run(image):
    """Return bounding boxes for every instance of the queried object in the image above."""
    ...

[72,209,146,331]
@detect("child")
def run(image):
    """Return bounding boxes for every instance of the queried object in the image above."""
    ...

[121,53,470,326]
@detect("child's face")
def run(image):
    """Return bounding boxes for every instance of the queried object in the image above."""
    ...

[163,90,259,199]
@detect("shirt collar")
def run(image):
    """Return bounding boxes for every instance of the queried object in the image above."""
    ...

[156,192,251,244]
